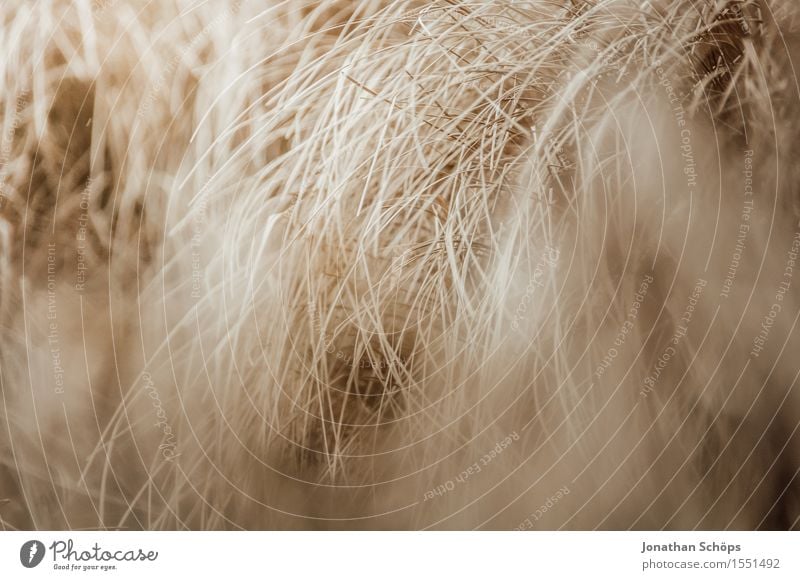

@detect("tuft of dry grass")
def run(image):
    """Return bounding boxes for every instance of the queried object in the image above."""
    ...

[0,0,799,530]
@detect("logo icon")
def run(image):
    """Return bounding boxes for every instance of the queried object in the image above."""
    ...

[20,540,45,568]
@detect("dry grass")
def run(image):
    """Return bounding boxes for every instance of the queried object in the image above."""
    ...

[0,0,798,530]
